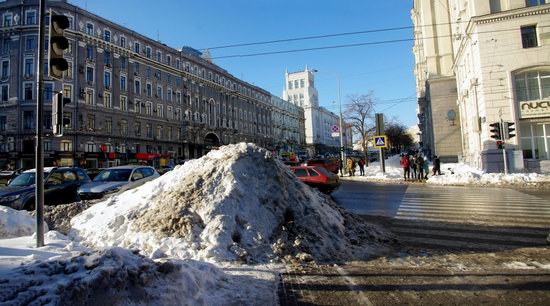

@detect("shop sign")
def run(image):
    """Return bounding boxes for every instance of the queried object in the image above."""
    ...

[519,99,550,119]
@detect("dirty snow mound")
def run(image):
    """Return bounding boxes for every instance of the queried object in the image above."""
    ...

[0,206,47,238]
[0,247,243,305]
[72,143,393,263]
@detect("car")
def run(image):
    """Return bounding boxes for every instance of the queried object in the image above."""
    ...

[0,168,23,187]
[0,167,91,210]
[306,158,340,174]
[85,168,105,180]
[77,165,160,200]
[289,165,340,194]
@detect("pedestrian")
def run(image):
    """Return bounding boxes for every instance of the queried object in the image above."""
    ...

[423,157,429,180]
[346,157,355,176]
[410,155,417,180]
[415,154,425,182]
[339,158,344,177]
[358,158,365,176]
[432,155,442,175]
[400,154,410,180]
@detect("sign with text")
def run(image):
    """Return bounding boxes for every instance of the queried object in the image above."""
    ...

[519,99,550,118]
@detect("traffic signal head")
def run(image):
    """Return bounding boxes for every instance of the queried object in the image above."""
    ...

[489,122,502,140]
[52,92,70,137]
[503,121,515,140]
[48,12,70,80]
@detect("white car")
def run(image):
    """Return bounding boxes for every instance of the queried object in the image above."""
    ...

[77,165,159,200]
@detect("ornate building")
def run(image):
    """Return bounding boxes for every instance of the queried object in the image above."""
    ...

[0,0,273,169]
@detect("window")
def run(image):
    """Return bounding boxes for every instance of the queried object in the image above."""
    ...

[176,92,181,104]
[157,104,163,118]
[25,36,36,50]
[120,36,126,48]
[1,60,9,78]
[86,67,94,83]
[63,61,73,79]
[85,142,96,152]
[24,58,33,76]
[145,102,152,115]
[526,0,548,6]
[146,83,152,97]
[156,51,161,62]
[515,70,550,102]
[86,45,94,60]
[156,125,162,139]
[23,111,34,129]
[104,92,112,108]
[521,25,538,48]
[0,84,6,102]
[44,83,53,102]
[3,14,12,27]
[134,42,140,54]
[156,85,162,98]
[104,29,111,42]
[120,96,127,111]
[490,0,502,13]
[86,23,94,35]
[0,116,5,131]
[134,79,141,95]
[23,83,33,100]
[146,46,152,58]
[135,99,141,114]
[3,39,10,54]
[120,120,128,136]
[104,71,111,88]
[521,123,550,160]
[61,140,72,152]
[134,62,140,74]
[300,79,305,88]
[85,89,94,105]
[63,84,72,100]
[63,112,72,130]
[176,59,180,69]
[120,75,127,91]
[167,88,172,102]
[167,106,173,119]
[25,11,36,25]
[146,123,152,138]
[120,56,127,70]
[104,50,111,66]
[135,121,141,136]
[105,118,112,134]
[87,114,95,130]
[166,55,171,65]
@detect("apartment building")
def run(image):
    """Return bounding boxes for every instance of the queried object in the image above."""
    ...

[412,0,550,173]
[270,95,305,153]
[0,0,274,169]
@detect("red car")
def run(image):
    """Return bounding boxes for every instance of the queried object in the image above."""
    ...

[289,166,340,194]
[306,158,340,174]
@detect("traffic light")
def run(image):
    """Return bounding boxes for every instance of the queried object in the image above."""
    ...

[48,11,70,80]
[503,121,516,140]
[489,122,502,140]
[52,92,70,137]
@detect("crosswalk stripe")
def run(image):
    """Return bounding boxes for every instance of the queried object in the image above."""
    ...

[397,207,550,218]
[390,227,546,244]
[399,203,550,214]
[391,220,549,235]
[394,215,550,227]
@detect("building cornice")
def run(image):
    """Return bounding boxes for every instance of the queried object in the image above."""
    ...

[472,5,550,25]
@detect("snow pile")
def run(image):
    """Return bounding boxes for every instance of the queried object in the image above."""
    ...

[0,246,257,305]
[33,201,96,235]
[0,206,47,238]
[72,143,392,263]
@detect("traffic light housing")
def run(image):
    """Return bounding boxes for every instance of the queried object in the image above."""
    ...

[52,92,70,137]
[503,121,516,140]
[48,11,70,80]
[489,122,502,140]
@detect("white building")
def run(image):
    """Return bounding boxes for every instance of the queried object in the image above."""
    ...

[413,0,550,173]
[283,67,349,155]
[270,95,305,152]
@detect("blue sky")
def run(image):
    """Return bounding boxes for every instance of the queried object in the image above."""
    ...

[69,0,418,128]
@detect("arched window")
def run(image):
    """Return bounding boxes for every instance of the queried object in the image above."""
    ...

[514,69,550,102]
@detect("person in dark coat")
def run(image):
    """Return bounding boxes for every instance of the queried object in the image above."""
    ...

[415,154,425,182]
[358,158,365,176]
[432,155,441,175]
[410,155,417,180]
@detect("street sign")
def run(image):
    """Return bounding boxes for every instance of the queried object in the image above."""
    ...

[331,132,340,137]
[331,125,340,133]
[373,135,388,148]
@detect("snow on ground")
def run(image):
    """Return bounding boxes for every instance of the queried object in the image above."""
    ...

[347,154,550,187]
[71,143,392,263]
[0,206,47,239]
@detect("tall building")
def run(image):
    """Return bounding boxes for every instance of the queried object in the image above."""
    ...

[283,67,347,155]
[412,0,550,173]
[0,0,274,170]
[412,0,462,162]
[270,95,305,153]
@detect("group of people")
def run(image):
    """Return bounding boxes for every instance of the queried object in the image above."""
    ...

[400,154,441,181]
[339,157,366,176]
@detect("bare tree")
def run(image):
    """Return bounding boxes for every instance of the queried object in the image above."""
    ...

[343,92,376,164]
[385,122,415,155]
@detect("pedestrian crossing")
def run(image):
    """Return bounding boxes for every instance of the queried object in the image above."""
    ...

[392,185,550,251]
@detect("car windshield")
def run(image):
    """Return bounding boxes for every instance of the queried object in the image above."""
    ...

[8,172,39,186]
[93,169,132,182]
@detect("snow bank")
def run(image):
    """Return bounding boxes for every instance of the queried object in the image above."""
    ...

[0,246,263,305]
[0,206,47,238]
[71,143,392,263]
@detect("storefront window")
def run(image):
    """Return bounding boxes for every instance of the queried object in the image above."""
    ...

[520,123,549,160]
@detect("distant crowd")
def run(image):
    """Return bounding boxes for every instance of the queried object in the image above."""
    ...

[399,154,441,182]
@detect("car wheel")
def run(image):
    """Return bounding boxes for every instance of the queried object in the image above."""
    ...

[24,198,35,211]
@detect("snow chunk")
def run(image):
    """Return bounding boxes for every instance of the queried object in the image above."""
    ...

[0,206,47,238]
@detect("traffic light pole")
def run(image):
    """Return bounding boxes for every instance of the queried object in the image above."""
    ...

[35,0,46,247]
[501,119,508,175]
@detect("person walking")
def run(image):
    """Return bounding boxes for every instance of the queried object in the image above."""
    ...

[415,154,425,182]
[339,158,344,177]
[432,155,442,175]
[410,155,417,180]
[346,157,355,176]
[400,154,410,181]
[358,158,365,176]
[423,157,429,180]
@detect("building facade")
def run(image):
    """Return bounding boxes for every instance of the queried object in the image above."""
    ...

[283,67,349,155]
[270,95,305,153]
[0,0,274,170]
[413,0,550,173]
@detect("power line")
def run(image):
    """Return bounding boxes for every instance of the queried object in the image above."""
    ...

[210,27,523,60]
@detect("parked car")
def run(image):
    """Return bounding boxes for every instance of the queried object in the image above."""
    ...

[85,168,105,180]
[0,167,91,210]
[77,165,160,200]
[289,166,340,194]
[306,158,340,174]
[0,168,23,187]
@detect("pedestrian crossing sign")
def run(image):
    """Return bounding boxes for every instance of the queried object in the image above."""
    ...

[373,135,387,148]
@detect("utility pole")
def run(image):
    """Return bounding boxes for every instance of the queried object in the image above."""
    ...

[35,0,46,247]
[376,113,385,173]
